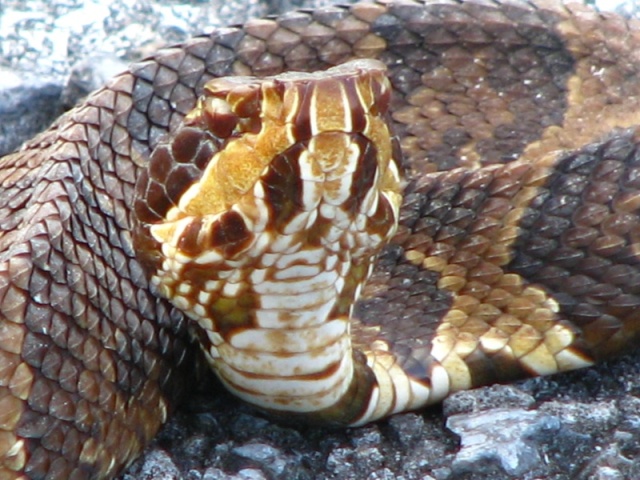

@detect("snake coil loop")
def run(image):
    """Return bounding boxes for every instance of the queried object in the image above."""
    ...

[1,1,640,478]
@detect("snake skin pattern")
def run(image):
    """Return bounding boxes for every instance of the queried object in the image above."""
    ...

[1,0,640,478]
[133,60,406,424]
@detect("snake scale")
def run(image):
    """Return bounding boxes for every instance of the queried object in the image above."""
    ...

[2,0,640,478]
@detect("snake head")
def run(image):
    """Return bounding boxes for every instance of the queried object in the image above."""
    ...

[133,58,402,291]
[131,59,404,419]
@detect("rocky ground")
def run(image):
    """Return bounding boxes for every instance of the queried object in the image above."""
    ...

[121,354,640,480]
[3,0,640,479]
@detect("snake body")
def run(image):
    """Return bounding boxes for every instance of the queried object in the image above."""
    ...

[1,0,640,478]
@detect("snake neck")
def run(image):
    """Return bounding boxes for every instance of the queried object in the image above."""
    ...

[147,136,402,424]
[195,246,371,419]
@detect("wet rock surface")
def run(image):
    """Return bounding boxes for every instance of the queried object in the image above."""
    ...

[3,1,640,479]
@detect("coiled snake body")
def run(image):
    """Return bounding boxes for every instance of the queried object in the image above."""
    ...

[1,0,640,478]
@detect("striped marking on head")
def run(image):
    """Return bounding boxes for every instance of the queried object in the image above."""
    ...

[136,60,401,264]
[170,59,395,221]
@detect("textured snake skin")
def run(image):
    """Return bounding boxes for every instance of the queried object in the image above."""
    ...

[1,1,640,479]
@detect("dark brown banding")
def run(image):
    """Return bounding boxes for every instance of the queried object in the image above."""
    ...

[177,218,204,256]
[201,104,239,139]
[345,134,378,214]
[165,164,200,208]
[292,82,313,141]
[369,74,390,117]
[171,127,209,164]
[134,127,217,228]
[506,129,640,359]
[366,188,397,237]
[148,144,173,182]
[230,83,262,119]
[134,170,166,224]
[261,142,304,231]
[343,77,366,133]
[191,134,217,170]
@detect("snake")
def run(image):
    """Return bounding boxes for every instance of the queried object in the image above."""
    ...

[1,0,640,478]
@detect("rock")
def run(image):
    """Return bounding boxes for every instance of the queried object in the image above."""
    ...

[123,450,181,480]
[0,70,63,156]
[447,408,557,476]
[232,443,289,477]
[442,384,536,417]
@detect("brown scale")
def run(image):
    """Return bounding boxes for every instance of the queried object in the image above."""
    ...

[261,144,304,231]
[506,130,640,359]
[356,129,640,389]
[1,1,640,479]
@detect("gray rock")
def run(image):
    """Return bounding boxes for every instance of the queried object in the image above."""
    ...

[591,467,625,480]
[443,384,536,417]
[0,69,63,156]
[201,468,269,480]
[447,408,557,476]
[232,443,289,477]
[126,449,181,480]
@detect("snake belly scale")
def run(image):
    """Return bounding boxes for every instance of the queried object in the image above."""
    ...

[1,0,640,478]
